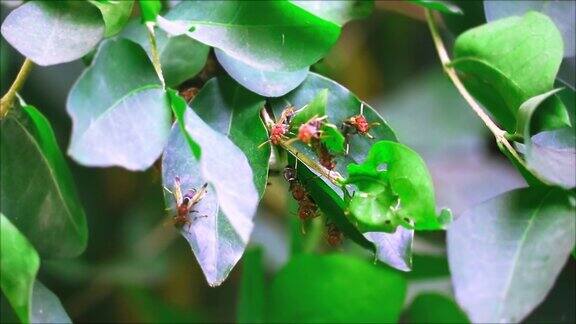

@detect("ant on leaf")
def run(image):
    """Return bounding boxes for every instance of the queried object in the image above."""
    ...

[164,176,208,232]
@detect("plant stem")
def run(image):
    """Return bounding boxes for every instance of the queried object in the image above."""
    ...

[425,9,526,168]
[146,22,165,88]
[0,58,33,118]
[281,141,345,185]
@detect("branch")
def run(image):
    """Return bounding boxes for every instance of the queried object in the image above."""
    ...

[425,9,527,169]
[0,58,33,118]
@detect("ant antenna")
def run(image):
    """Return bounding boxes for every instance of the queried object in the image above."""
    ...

[360,102,365,115]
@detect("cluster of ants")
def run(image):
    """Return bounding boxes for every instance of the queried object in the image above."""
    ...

[267,104,377,171]
[267,102,379,246]
[166,89,378,247]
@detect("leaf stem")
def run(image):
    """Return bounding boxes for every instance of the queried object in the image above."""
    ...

[145,22,166,88]
[0,58,33,118]
[424,9,526,168]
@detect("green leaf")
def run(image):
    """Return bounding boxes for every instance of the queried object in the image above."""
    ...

[409,0,463,15]
[453,12,569,132]
[290,0,374,25]
[268,254,407,322]
[0,1,104,66]
[271,73,398,167]
[121,19,210,87]
[270,72,400,260]
[165,1,341,71]
[346,141,448,232]
[484,1,575,58]
[139,0,161,22]
[527,128,576,189]
[448,187,576,323]
[320,123,346,154]
[515,89,576,188]
[0,213,40,323]
[191,77,270,195]
[290,88,328,129]
[30,281,72,324]
[295,164,376,252]
[364,227,413,272]
[404,293,469,323]
[214,49,308,97]
[1,106,88,258]
[89,0,134,37]
[162,90,260,286]
[67,38,171,171]
[237,248,265,323]
[516,88,564,139]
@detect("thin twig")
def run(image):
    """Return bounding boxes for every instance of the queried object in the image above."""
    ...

[1,58,33,118]
[425,9,527,168]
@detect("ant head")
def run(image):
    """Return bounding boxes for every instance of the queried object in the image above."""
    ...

[283,166,297,182]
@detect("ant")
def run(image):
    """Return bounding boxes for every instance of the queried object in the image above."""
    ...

[297,115,327,144]
[325,222,343,247]
[179,86,199,103]
[341,102,380,153]
[283,166,319,222]
[312,141,337,171]
[164,177,208,231]
[261,106,295,147]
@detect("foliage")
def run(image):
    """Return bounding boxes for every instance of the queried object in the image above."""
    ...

[0,0,574,323]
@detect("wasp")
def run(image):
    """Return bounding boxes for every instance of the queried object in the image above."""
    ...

[165,177,208,231]
[341,102,380,153]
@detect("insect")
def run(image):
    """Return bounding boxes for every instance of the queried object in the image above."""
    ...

[261,106,295,147]
[341,102,380,153]
[165,177,208,231]
[297,116,326,144]
[313,141,337,171]
[325,222,343,247]
[179,86,199,103]
[283,166,319,221]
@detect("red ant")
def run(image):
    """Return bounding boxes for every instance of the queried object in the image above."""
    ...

[297,115,327,144]
[341,102,380,153]
[312,141,337,171]
[283,166,319,222]
[261,106,295,147]
[325,222,343,247]
[179,86,199,103]
[165,177,208,231]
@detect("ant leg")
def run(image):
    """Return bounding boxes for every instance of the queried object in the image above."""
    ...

[193,215,208,221]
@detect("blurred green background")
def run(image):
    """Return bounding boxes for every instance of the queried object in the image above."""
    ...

[1,1,573,323]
